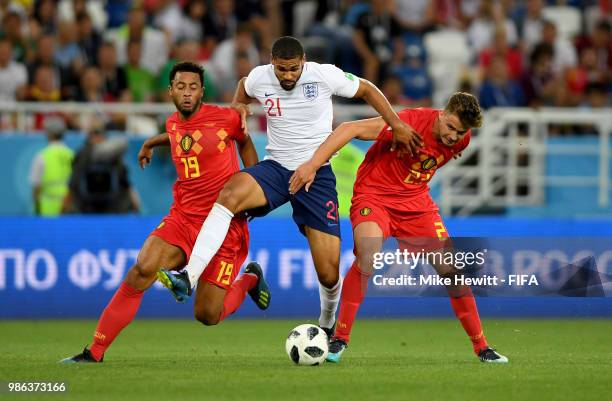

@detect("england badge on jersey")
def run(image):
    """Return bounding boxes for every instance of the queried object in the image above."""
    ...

[302,83,318,101]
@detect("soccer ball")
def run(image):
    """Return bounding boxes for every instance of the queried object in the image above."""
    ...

[285,324,329,365]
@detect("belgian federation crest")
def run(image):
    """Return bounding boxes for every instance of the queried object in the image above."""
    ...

[303,83,318,101]
[360,207,372,216]
[421,157,437,170]
[180,135,194,152]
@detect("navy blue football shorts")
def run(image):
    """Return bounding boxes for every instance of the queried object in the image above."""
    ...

[242,159,341,238]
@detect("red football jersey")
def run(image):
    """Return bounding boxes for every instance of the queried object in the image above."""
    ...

[165,104,245,217]
[352,108,470,209]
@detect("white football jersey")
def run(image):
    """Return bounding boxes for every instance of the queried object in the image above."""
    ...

[244,62,360,170]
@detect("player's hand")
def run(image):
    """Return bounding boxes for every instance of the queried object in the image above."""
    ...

[289,162,317,194]
[389,120,423,155]
[231,102,252,135]
[138,143,153,169]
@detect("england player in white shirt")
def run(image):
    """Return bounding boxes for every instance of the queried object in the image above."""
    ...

[159,36,422,334]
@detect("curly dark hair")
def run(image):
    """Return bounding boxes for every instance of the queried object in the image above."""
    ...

[169,61,204,86]
[271,36,304,59]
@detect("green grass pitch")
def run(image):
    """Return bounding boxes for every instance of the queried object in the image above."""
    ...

[1,319,610,401]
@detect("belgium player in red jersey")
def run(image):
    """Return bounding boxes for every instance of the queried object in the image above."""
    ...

[61,62,269,363]
[289,92,508,364]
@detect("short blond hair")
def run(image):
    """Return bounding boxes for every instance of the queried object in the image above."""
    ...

[445,92,483,129]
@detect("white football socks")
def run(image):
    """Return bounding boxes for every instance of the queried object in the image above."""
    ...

[318,277,342,330]
[184,203,234,287]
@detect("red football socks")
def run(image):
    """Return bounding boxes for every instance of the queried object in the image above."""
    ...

[219,273,258,321]
[449,288,488,354]
[334,262,370,343]
[90,282,144,361]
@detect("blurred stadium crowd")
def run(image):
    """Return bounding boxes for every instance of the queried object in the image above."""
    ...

[0,0,609,132]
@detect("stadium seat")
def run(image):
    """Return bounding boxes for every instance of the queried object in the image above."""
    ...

[391,65,432,101]
[542,6,582,40]
[293,1,318,38]
[423,29,471,107]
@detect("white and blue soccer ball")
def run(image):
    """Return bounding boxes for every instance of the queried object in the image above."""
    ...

[285,324,329,365]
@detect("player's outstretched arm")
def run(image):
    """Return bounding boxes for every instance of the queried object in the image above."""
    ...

[138,133,170,169]
[231,77,255,135]
[289,117,385,194]
[353,78,423,155]
[236,135,259,168]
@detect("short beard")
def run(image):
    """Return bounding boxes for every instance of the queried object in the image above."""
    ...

[177,100,201,118]
[280,82,296,91]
